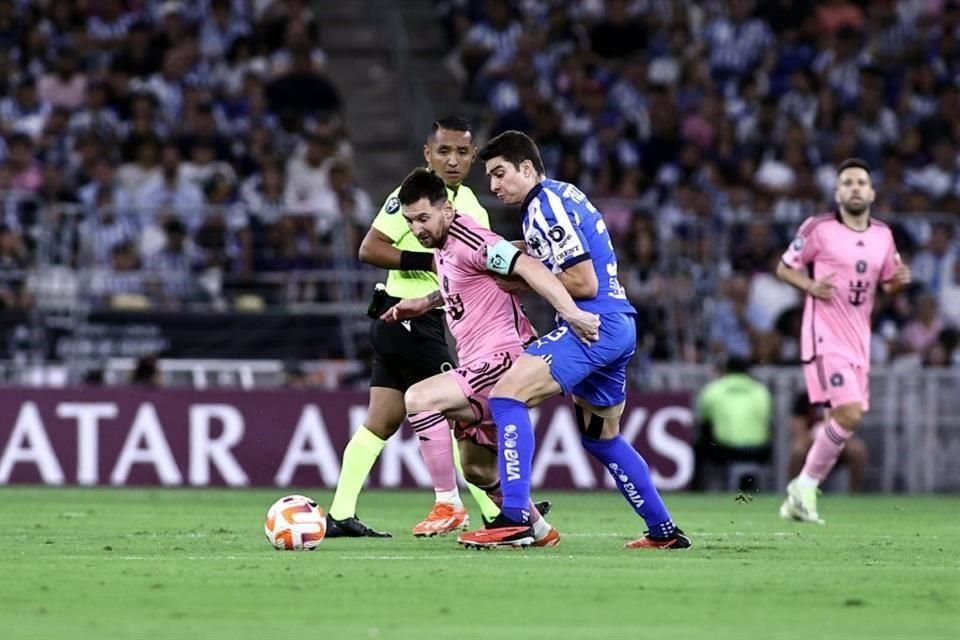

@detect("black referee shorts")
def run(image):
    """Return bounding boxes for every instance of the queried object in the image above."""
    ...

[369,296,455,391]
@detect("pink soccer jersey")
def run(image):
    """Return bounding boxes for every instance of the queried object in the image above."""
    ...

[434,214,536,365]
[782,212,900,365]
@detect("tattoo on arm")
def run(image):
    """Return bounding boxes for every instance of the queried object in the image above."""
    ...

[426,291,443,307]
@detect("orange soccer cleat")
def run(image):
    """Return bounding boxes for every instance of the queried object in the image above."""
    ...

[624,529,692,550]
[457,514,535,549]
[412,502,470,537]
[532,526,561,548]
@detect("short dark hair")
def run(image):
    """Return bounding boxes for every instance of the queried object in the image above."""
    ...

[724,356,751,375]
[432,116,472,135]
[478,130,545,175]
[837,157,871,176]
[398,168,448,207]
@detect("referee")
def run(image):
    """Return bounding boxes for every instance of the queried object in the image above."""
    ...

[326,117,498,537]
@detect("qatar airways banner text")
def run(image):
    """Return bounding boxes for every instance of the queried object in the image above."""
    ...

[0,389,693,490]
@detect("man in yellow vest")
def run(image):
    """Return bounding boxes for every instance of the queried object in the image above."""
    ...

[326,117,521,537]
[694,357,773,491]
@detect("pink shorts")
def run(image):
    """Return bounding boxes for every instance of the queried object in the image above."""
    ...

[803,355,870,411]
[448,350,518,450]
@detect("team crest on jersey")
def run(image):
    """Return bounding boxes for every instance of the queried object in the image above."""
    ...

[792,236,804,251]
[525,229,550,259]
[856,260,867,274]
[385,196,400,214]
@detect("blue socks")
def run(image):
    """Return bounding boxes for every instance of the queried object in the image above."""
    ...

[490,396,534,524]
[581,435,676,538]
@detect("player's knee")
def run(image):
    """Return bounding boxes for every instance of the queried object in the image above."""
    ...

[461,461,496,487]
[403,384,434,414]
[490,367,528,402]
[832,404,862,429]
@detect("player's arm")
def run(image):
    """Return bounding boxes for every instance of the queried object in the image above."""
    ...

[380,290,443,322]
[881,253,911,295]
[557,259,599,298]
[358,227,434,271]
[776,261,835,300]
[486,239,599,342]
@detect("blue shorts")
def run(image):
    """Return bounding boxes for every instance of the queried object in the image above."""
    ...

[524,311,636,408]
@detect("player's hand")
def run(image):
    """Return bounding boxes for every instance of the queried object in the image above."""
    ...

[563,309,601,345]
[380,297,431,322]
[891,253,912,287]
[807,273,837,300]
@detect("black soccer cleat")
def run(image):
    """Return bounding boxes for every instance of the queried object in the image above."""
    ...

[625,527,692,550]
[325,514,393,538]
[534,499,552,518]
[482,499,552,527]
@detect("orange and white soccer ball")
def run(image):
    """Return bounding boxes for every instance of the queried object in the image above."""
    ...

[264,494,327,550]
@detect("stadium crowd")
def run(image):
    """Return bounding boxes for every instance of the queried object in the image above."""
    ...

[0,0,369,311]
[441,0,960,367]
[0,0,954,369]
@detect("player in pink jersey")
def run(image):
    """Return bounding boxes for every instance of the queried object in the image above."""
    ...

[777,158,911,523]
[381,168,599,544]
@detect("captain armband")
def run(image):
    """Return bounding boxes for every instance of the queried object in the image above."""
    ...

[485,239,522,276]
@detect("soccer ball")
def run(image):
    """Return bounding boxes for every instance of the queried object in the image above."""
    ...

[264,494,327,550]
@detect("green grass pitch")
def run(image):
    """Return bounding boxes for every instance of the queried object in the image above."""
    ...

[1,488,957,639]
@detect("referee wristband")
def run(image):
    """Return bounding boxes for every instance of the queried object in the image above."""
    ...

[399,251,434,271]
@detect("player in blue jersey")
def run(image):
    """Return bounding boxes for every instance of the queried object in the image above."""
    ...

[457,131,691,550]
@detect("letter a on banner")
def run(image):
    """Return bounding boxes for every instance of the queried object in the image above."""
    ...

[275,405,341,486]
[0,402,65,484]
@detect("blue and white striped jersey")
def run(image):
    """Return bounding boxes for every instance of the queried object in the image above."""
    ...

[520,179,634,316]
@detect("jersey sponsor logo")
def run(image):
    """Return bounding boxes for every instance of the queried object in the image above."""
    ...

[400,320,412,332]
[503,424,521,481]
[385,196,400,214]
[856,260,867,274]
[849,280,870,306]
[556,247,579,262]
[548,225,567,243]
[607,462,645,509]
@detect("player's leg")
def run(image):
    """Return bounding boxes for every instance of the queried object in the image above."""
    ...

[783,358,866,523]
[326,383,404,537]
[570,337,691,550]
[839,436,867,492]
[327,315,427,537]
[405,371,477,536]
[455,430,560,548]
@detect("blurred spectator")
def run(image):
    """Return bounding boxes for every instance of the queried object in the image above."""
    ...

[130,353,161,387]
[900,293,946,355]
[82,185,140,267]
[912,223,957,298]
[89,240,146,307]
[38,48,87,110]
[146,217,202,305]
[789,392,866,491]
[0,223,30,308]
[708,273,757,360]
[693,356,773,491]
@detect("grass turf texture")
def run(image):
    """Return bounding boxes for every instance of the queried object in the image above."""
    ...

[0,489,956,640]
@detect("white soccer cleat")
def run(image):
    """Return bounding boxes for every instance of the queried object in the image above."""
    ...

[779,478,825,524]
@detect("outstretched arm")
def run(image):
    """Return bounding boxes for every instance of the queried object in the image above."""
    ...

[359,227,434,271]
[512,254,599,343]
[380,290,443,322]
